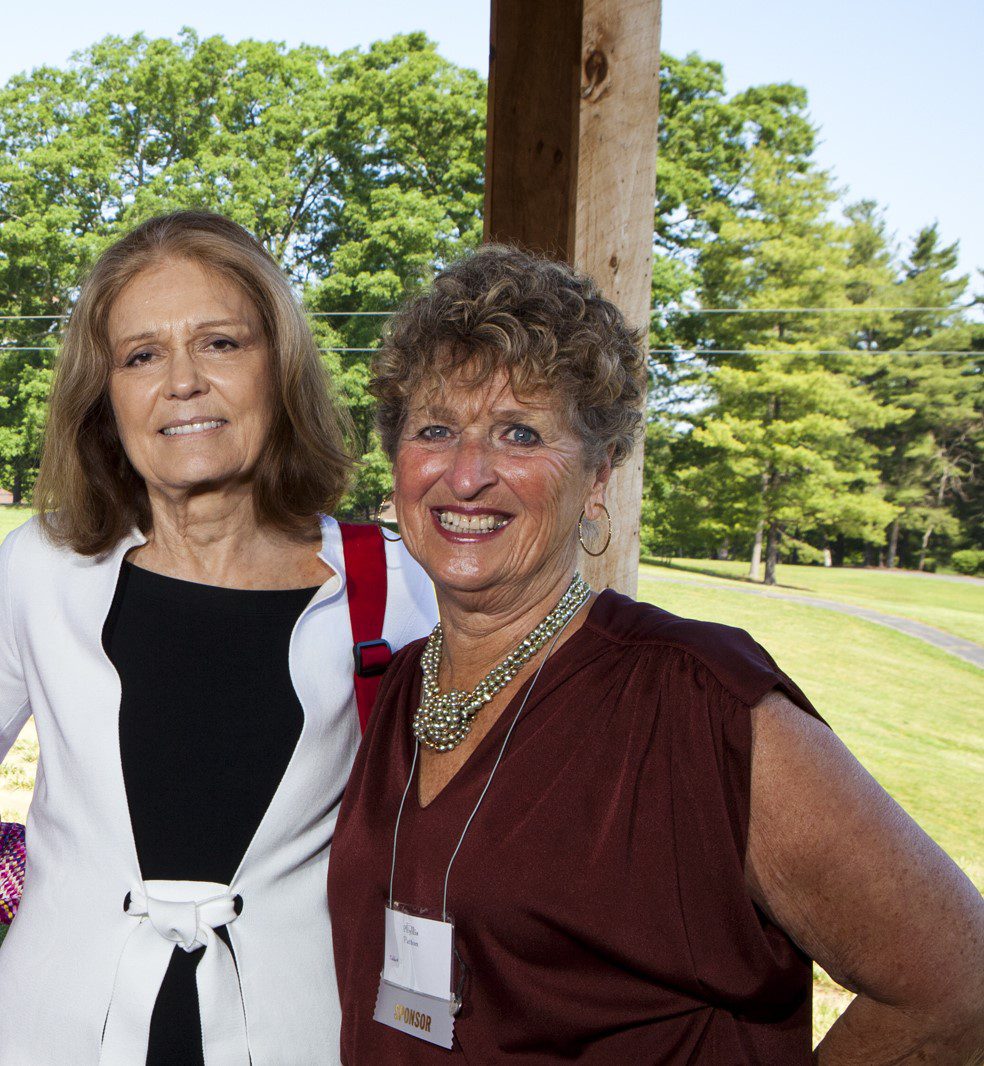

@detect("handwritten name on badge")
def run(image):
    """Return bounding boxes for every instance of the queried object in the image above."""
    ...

[382,907,452,999]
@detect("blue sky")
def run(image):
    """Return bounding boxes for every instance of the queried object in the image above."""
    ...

[1,0,980,293]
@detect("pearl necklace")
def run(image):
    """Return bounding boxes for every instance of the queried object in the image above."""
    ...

[412,573,592,752]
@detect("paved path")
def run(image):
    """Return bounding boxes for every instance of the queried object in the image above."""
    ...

[898,571,984,587]
[642,575,984,670]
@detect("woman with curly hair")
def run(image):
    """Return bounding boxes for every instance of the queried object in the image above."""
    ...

[328,245,984,1064]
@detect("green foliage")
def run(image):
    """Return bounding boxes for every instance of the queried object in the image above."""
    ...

[639,565,984,878]
[654,53,815,258]
[862,226,981,569]
[644,59,980,575]
[0,33,978,555]
[951,550,984,576]
[647,109,902,578]
[0,347,52,502]
[0,30,485,512]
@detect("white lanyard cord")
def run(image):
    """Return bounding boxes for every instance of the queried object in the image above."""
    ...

[389,743,419,906]
[387,599,587,921]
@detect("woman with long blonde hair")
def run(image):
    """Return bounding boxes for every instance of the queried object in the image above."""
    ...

[0,211,435,1065]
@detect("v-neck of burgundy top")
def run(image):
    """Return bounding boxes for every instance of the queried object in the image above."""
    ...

[328,590,820,1064]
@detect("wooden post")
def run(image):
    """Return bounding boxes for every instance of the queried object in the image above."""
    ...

[485,0,662,596]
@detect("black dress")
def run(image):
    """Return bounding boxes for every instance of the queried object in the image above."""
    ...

[103,561,318,1066]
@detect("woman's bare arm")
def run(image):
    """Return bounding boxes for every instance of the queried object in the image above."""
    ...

[745,690,984,1064]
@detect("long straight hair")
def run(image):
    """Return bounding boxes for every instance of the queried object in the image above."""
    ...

[35,211,353,555]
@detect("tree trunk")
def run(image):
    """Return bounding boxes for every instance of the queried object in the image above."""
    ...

[749,521,764,582]
[917,525,933,571]
[11,470,22,507]
[833,534,845,568]
[764,522,781,585]
[886,516,899,569]
[823,547,832,568]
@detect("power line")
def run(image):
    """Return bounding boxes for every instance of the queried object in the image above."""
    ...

[0,346,380,354]
[656,306,968,315]
[3,345,975,357]
[0,305,976,322]
[649,348,976,357]
[0,311,392,322]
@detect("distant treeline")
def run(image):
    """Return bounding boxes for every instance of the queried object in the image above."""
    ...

[0,33,979,578]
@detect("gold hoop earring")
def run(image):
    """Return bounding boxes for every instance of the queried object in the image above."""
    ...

[578,504,612,557]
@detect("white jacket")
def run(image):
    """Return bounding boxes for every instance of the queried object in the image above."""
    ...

[0,515,436,1065]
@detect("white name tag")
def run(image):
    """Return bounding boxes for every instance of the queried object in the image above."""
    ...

[383,905,453,997]
[374,905,457,1049]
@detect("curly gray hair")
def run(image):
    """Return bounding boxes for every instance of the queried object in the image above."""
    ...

[371,245,646,470]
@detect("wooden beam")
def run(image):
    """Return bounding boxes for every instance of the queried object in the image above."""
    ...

[485,0,662,596]
[485,0,583,257]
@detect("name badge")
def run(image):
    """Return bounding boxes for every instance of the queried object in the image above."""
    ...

[373,904,458,1049]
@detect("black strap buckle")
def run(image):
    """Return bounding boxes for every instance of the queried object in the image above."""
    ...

[353,638,392,678]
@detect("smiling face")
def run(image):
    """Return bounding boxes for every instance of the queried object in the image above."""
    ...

[393,367,610,609]
[107,256,274,501]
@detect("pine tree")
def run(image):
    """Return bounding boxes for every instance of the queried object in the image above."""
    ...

[867,226,980,569]
[681,147,897,583]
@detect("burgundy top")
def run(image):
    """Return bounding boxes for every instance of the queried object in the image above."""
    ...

[328,591,820,1064]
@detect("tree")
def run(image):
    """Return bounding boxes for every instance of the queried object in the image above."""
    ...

[643,63,983,578]
[675,135,903,582]
[653,54,815,262]
[2,36,977,564]
[646,57,882,574]
[0,30,486,508]
[0,348,52,503]
[865,225,981,569]
[688,350,896,583]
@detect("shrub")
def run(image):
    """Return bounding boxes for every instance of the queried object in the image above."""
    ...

[950,549,984,576]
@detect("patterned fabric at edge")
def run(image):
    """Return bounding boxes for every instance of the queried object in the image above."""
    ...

[0,822,25,926]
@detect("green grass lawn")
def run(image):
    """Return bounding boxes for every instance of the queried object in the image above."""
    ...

[638,571,984,889]
[645,557,984,645]
[0,506,32,541]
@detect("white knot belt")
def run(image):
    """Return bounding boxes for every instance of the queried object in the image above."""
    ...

[99,879,250,1066]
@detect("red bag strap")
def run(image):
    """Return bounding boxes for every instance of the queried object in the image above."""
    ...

[339,522,392,733]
